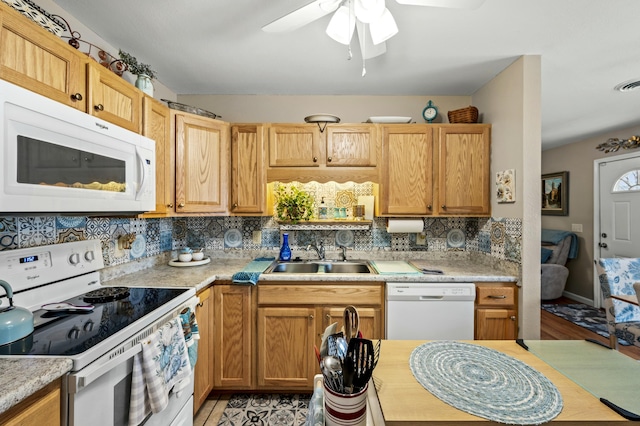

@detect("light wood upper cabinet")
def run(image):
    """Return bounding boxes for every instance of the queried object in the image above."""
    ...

[213,285,253,389]
[87,62,142,133]
[325,124,377,167]
[268,124,321,167]
[141,96,174,217]
[436,124,491,215]
[0,3,86,110]
[174,112,230,214]
[193,287,213,414]
[231,124,266,214]
[379,124,434,216]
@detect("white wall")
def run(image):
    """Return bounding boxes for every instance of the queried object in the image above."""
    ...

[176,94,471,124]
[473,55,542,339]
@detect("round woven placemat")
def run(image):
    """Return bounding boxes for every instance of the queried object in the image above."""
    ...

[409,341,563,425]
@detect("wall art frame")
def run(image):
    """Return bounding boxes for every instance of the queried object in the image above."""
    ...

[542,171,568,216]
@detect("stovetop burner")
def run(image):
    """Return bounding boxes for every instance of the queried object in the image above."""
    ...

[83,286,130,303]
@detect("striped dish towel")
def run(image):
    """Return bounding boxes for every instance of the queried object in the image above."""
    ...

[128,318,192,425]
[232,257,275,285]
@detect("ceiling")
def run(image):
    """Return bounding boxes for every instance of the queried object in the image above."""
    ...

[51,0,640,150]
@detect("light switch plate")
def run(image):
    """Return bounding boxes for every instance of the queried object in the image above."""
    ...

[416,233,426,245]
[571,224,583,233]
[253,230,262,244]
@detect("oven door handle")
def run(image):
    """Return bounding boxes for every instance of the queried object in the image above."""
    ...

[69,344,142,393]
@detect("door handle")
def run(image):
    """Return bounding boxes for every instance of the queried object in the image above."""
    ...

[599,243,608,248]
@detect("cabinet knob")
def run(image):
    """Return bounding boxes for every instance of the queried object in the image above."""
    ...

[427,204,432,210]
[94,104,104,111]
[178,203,185,208]
[313,157,318,163]
[233,203,238,208]
[167,203,174,208]
[71,93,83,101]
[510,316,516,321]
[441,205,446,210]
[309,315,314,320]
[326,314,331,320]
[327,157,332,162]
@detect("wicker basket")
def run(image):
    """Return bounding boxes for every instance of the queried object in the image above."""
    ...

[447,106,479,124]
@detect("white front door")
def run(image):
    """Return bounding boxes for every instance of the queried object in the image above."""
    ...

[595,153,640,306]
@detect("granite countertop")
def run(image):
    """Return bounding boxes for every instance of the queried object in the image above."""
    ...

[0,358,72,414]
[0,252,518,415]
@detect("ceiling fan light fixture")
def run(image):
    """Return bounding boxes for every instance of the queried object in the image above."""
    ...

[326,4,356,45]
[354,0,386,23]
[318,0,342,13]
[369,8,397,45]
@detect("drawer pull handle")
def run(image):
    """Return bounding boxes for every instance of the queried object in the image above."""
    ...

[488,295,507,299]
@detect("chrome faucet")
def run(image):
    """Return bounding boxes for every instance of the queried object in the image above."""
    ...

[306,241,325,260]
[338,245,348,261]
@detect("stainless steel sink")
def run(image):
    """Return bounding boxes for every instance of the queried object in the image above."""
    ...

[266,260,373,274]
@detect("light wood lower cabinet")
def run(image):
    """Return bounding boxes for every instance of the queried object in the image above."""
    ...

[213,285,252,389]
[0,378,61,426]
[193,287,213,414]
[256,283,384,391]
[474,282,518,340]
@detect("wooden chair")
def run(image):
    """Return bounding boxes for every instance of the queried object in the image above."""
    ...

[595,258,640,349]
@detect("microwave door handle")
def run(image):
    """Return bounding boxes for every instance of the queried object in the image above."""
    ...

[69,344,142,393]
[136,149,147,198]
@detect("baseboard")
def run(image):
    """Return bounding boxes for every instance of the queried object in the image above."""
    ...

[562,290,593,306]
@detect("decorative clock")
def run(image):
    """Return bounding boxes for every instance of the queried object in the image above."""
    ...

[422,100,438,123]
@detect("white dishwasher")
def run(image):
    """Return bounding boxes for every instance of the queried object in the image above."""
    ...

[386,282,476,340]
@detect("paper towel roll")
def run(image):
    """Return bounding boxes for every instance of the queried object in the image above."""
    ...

[386,219,424,233]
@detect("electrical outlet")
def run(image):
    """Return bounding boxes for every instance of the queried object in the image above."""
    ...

[571,224,583,233]
[252,230,262,244]
[416,232,426,246]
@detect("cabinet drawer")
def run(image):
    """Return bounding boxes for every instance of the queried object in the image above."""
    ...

[476,285,516,306]
[258,284,382,305]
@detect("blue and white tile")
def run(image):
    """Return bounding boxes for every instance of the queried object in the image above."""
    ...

[372,228,391,248]
[224,228,243,248]
[18,216,56,247]
[56,216,86,229]
[57,227,84,243]
[85,218,111,241]
[0,217,18,250]
[261,229,280,248]
[129,234,147,259]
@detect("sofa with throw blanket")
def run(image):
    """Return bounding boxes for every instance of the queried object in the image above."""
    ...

[541,229,579,300]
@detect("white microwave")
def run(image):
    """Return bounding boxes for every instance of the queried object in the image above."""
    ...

[0,79,155,214]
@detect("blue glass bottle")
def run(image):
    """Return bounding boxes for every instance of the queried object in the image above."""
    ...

[279,233,291,261]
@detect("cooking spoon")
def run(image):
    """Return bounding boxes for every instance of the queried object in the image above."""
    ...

[321,355,343,393]
[41,302,94,312]
[343,305,359,343]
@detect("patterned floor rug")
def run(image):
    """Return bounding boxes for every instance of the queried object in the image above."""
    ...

[541,303,630,346]
[217,393,311,426]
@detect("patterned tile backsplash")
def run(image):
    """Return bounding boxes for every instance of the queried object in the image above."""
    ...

[0,215,523,267]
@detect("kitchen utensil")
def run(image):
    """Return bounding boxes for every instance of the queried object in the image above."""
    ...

[336,336,348,364]
[41,302,95,312]
[0,280,34,345]
[373,339,381,369]
[319,322,338,357]
[347,337,375,393]
[343,305,359,343]
[321,355,343,393]
[314,344,321,365]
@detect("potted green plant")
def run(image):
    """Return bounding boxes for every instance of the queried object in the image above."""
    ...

[274,185,315,224]
[118,49,157,96]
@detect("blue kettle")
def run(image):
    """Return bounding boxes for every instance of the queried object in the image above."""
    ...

[0,280,34,345]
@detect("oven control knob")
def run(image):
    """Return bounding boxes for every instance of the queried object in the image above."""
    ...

[84,320,94,332]
[68,327,80,340]
[68,253,81,265]
[84,251,95,262]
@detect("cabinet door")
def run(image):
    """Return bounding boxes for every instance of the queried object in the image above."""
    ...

[325,125,377,167]
[437,125,491,215]
[141,96,174,217]
[380,124,434,215]
[323,306,383,340]
[175,113,230,214]
[0,4,85,110]
[87,62,142,133]
[257,306,316,389]
[213,285,252,388]
[0,379,61,426]
[193,287,213,414]
[231,124,266,214]
[268,124,321,167]
[475,308,517,340]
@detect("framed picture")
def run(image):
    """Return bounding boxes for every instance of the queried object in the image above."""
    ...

[542,171,569,215]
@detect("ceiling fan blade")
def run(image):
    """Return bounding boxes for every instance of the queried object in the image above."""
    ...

[395,0,485,9]
[356,21,386,59]
[262,0,340,32]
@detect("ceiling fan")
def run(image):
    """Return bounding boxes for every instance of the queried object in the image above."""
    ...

[262,0,485,74]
